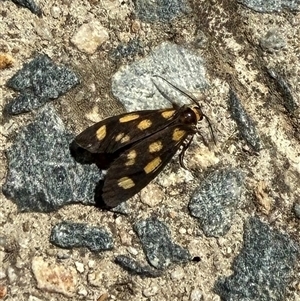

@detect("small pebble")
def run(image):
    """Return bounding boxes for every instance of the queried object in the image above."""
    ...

[7,267,17,284]
[88,260,96,269]
[131,20,141,33]
[140,183,163,207]
[294,203,300,219]
[78,287,88,296]
[127,247,138,256]
[75,261,85,274]
[115,216,123,226]
[178,227,187,234]
[98,292,109,301]
[28,296,43,301]
[71,21,109,54]
[143,286,158,297]
[119,229,132,246]
[0,270,6,279]
[87,270,103,287]
[50,6,61,18]
[171,266,185,280]
[57,251,70,260]
[190,288,203,301]
[0,285,7,298]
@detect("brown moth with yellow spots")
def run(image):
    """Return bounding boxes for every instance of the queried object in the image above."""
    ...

[73,77,214,208]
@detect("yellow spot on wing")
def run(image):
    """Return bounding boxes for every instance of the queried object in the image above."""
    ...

[172,128,186,141]
[161,110,175,119]
[121,135,130,143]
[118,177,135,189]
[137,119,152,130]
[125,150,137,166]
[96,125,106,141]
[148,141,163,153]
[115,133,124,141]
[119,114,140,123]
[144,157,162,174]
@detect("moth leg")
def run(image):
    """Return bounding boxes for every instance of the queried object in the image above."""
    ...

[196,130,210,148]
[179,136,194,169]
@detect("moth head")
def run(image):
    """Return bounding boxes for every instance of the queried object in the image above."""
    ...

[180,106,204,125]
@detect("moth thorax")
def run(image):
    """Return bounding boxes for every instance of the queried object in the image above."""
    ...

[180,107,203,125]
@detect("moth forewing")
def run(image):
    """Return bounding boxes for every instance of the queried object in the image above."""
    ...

[74,109,179,154]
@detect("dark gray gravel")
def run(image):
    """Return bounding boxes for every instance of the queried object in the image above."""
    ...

[5,54,80,114]
[111,39,144,60]
[2,106,101,212]
[267,68,299,114]
[189,169,244,237]
[238,0,300,12]
[214,217,299,301]
[134,218,191,270]
[293,203,300,219]
[50,221,114,252]
[228,89,261,151]
[10,0,42,15]
[260,29,286,53]
[115,255,163,278]
[133,0,190,22]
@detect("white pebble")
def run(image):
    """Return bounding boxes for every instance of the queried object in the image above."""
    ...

[190,289,203,301]
[143,286,158,297]
[75,261,85,273]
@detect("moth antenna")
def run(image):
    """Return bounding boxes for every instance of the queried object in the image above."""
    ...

[151,79,180,109]
[153,75,216,145]
[153,75,201,107]
[203,113,217,145]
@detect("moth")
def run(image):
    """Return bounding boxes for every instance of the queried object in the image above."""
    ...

[73,77,214,208]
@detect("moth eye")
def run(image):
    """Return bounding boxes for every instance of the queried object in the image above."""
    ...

[180,108,197,125]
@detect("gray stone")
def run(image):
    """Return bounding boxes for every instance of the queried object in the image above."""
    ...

[268,68,299,114]
[3,106,101,212]
[228,89,261,151]
[214,217,299,301]
[115,255,162,278]
[111,39,144,60]
[11,0,42,16]
[189,169,244,237]
[134,0,190,22]
[5,54,80,114]
[293,203,300,219]
[260,29,286,53]
[135,218,191,269]
[50,221,113,252]
[112,42,208,112]
[238,0,300,12]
